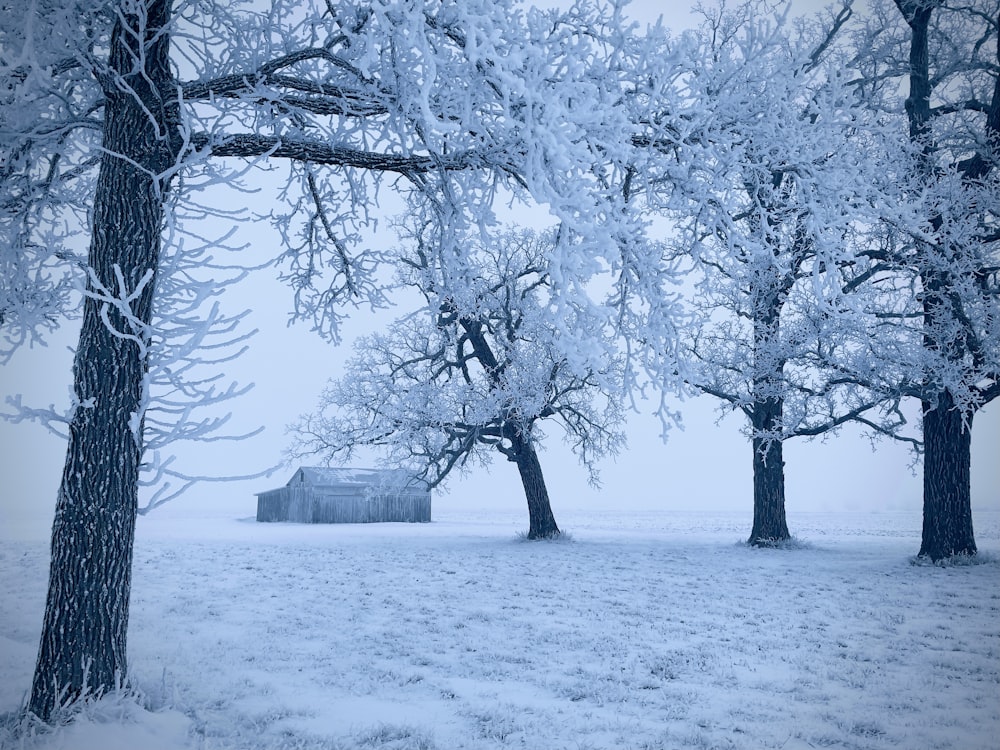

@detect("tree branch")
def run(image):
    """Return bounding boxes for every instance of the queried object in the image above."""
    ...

[189,132,485,174]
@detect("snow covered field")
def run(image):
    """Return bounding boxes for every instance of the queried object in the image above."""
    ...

[1,509,998,750]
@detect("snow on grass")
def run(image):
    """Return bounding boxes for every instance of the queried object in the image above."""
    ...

[1,510,998,749]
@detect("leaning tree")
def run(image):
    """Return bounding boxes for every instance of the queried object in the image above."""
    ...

[0,0,660,720]
[293,223,628,539]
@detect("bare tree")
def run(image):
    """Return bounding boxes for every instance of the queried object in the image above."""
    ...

[293,224,627,539]
[641,1,904,545]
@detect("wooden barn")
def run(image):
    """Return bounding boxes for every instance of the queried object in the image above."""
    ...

[255,467,431,524]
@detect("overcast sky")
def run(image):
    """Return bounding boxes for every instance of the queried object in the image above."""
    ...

[1,0,997,538]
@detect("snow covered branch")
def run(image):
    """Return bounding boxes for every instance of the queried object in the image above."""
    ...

[291,223,627,494]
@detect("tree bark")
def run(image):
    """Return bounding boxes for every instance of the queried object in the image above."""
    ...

[919,392,976,560]
[29,0,178,721]
[748,396,790,546]
[510,435,560,539]
[747,265,791,547]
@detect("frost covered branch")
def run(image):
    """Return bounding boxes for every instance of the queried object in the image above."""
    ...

[290,223,627,534]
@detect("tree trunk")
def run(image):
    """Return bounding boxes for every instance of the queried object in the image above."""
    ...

[463,310,562,540]
[511,436,560,539]
[895,2,981,561]
[29,0,177,722]
[919,392,976,560]
[748,397,790,546]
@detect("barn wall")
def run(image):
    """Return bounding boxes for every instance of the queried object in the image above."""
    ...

[256,487,313,522]
[257,486,431,523]
[287,487,313,523]
[313,491,431,523]
[256,489,288,522]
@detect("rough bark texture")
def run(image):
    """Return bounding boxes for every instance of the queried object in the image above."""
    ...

[511,435,560,539]
[919,394,976,560]
[746,264,791,547]
[919,270,978,560]
[749,397,790,546]
[29,0,178,721]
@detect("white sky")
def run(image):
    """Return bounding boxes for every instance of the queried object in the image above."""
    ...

[0,0,997,537]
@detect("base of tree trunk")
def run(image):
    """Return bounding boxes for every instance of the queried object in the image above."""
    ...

[748,435,790,547]
[526,526,562,540]
[747,535,792,548]
[513,441,560,540]
[918,395,976,562]
[29,483,138,721]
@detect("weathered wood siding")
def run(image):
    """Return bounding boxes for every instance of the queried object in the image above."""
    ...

[255,488,290,522]
[256,487,431,523]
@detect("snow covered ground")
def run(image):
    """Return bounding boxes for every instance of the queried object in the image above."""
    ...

[1,509,998,750]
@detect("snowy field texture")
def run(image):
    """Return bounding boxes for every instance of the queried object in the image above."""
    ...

[1,509,999,750]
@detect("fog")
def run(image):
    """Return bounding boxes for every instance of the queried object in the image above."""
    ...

[1,0,997,539]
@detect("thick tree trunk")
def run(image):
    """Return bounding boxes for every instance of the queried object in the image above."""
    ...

[28,0,177,722]
[748,397,790,546]
[919,392,976,560]
[894,3,982,561]
[511,437,560,539]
